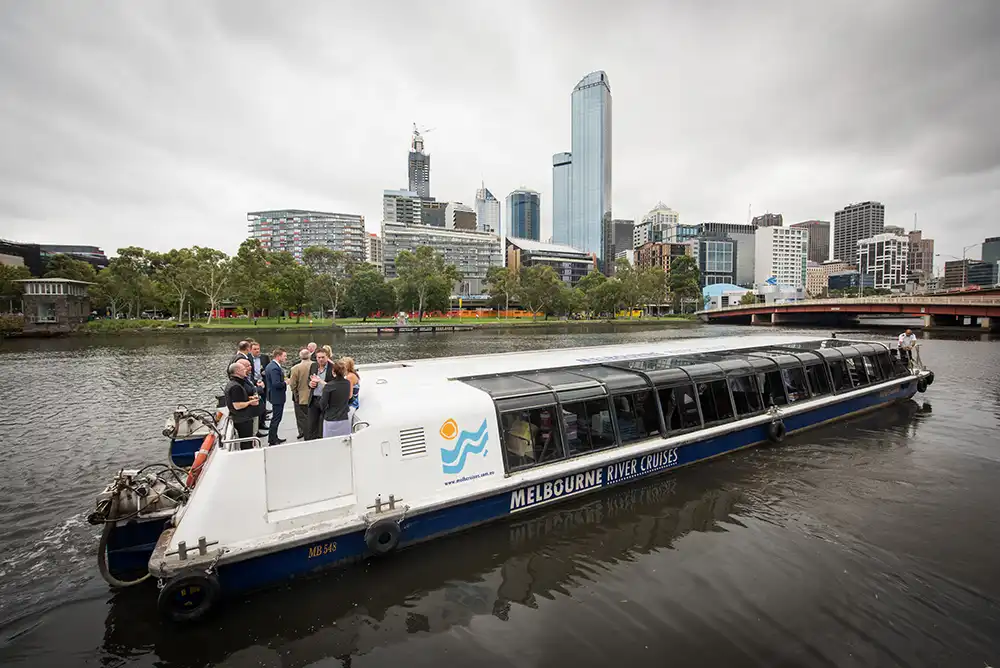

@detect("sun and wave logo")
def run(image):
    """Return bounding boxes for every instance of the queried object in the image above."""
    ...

[439,418,489,475]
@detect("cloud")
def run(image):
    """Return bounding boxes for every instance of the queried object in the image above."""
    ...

[0,0,998,266]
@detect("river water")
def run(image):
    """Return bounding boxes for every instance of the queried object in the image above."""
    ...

[0,323,998,667]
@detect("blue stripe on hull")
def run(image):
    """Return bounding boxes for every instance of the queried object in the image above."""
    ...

[210,380,918,597]
[170,437,202,468]
[106,517,170,580]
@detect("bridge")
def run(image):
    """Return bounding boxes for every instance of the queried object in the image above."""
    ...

[697,294,1000,331]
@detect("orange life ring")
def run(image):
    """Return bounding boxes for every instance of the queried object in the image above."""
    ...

[186,432,216,487]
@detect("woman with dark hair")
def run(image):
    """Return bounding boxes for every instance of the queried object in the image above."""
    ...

[320,359,353,438]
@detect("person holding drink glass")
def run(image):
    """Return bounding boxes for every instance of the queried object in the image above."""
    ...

[225,361,259,441]
[305,349,335,440]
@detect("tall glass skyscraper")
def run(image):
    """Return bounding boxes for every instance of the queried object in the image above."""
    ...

[570,71,612,262]
[474,183,500,234]
[506,188,541,241]
[551,152,572,245]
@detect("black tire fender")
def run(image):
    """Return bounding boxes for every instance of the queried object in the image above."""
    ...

[917,378,928,393]
[365,519,401,556]
[157,572,221,624]
[767,420,786,443]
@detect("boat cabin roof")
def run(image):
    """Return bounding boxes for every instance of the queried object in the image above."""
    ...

[357,334,893,416]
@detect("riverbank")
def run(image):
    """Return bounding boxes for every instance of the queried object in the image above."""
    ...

[2,315,697,339]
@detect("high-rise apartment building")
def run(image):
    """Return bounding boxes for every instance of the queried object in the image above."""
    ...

[407,126,431,198]
[857,233,909,289]
[754,226,808,288]
[382,190,422,226]
[551,152,572,245]
[445,202,477,231]
[983,236,1000,265]
[570,71,612,262]
[833,201,885,262]
[506,188,542,241]
[698,221,755,286]
[907,230,934,283]
[640,203,680,244]
[943,259,998,290]
[247,209,366,263]
[752,213,783,228]
[635,241,692,273]
[381,222,502,296]
[633,221,650,249]
[474,184,501,234]
[366,233,384,272]
[505,238,595,286]
[602,218,634,274]
[692,236,738,287]
[790,220,831,263]
[420,199,447,228]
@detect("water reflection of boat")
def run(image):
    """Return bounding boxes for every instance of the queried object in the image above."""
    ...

[89,334,934,622]
[98,397,927,667]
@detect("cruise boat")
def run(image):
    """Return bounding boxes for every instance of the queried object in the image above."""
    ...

[89,334,933,622]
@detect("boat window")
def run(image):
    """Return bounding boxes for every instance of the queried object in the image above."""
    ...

[756,370,787,406]
[844,357,868,386]
[697,380,735,424]
[658,384,700,431]
[805,363,832,396]
[610,391,659,444]
[781,367,809,402]
[862,355,882,381]
[829,360,853,392]
[729,375,763,416]
[559,397,617,456]
[501,407,565,471]
[874,350,893,379]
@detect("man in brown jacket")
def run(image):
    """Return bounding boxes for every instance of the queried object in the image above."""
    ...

[287,348,314,439]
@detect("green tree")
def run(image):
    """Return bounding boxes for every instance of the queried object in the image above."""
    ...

[518,265,562,320]
[394,246,461,321]
[739,291,758,306]
[150,248,197,321]
[667,254,701,313]
[574,270,607,318]
[589,278,624,318]
[485,265,520,317]
[0,264,31,312]
[230,239,274,321]
[303,246,354,321]
[43,254,97,283]
[271,251,313,322]
[614,259,645,318]
[91,268,131,318]
[641,266,668,313]
[111,246,155,318]
[189,247,232,324]
[346,265,395,321]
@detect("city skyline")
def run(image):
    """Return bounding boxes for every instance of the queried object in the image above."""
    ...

[0,1,997,264]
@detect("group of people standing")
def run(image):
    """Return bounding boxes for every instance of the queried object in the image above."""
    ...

[224,340,359,446]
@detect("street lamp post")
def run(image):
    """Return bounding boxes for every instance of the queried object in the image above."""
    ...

[937,242,983,289]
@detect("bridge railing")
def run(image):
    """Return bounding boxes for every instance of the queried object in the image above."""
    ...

[701,295,1000,314]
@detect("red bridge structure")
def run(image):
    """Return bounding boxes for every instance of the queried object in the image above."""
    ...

[697,289,1000,331]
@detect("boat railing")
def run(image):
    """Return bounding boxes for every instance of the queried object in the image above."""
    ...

[220,435,263,452]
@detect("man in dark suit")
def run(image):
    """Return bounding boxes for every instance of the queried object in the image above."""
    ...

[305,349,335,440]
[264,347,288,445]
[249,340,270,436]
[229,340,251,373]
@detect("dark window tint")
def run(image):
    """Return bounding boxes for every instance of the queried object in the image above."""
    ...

[729,375,763,416]
[561,398,617,456]
[757,370,788,406]
[862,355,881,381]
[610,391,658,444]
[501,407,565,471]
[805,364,831,396]
[829,360,853,392]
[658,385,700,431]
[698,380,735,423]
[845,357,868,386]
[781,367,809,402]
[874,351,893,379]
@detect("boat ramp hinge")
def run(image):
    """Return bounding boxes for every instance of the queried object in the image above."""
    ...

[367,494,404,514]
[165,536,219,561]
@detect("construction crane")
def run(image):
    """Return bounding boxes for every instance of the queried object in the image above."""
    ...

[411,123,435,152]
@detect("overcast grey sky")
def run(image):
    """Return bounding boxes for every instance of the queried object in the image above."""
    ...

[1,0,998,265]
